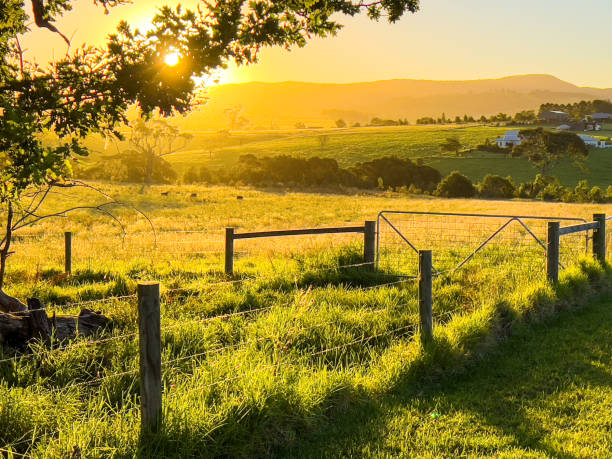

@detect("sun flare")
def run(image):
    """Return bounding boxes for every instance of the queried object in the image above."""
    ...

[165,52,180,66]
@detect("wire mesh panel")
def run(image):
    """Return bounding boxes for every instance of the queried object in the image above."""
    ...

[377,211,588,278]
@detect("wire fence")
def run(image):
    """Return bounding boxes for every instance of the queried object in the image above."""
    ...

[377,211,589,278]
[0,211,608,455]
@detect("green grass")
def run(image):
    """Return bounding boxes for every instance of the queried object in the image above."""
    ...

[289,291,612,458]
[75,122,612,188]
[1,185,611,457]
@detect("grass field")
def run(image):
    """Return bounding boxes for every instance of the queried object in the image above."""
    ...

[0,184,611,457]
[289,292,612,457]
[77,123,612,189]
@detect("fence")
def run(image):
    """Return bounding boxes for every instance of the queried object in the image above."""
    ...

[377,211,589,277]
[224,221,377,276]
[1,211,609,454]
[546,214,606,282]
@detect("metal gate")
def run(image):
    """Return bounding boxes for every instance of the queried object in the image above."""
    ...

[376,211,588,277]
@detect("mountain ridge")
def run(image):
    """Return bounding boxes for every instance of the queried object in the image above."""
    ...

[174,74,612,129]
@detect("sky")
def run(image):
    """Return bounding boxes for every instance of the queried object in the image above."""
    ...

[20,0,612,88]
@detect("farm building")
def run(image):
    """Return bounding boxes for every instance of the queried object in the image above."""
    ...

[495,130,523,148]
[590,113,612,122]
[578,134,611,148]
[556,120,601,131]
[539,110,570,123]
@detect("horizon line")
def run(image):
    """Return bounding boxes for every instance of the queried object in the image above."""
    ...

[215,74,612,90]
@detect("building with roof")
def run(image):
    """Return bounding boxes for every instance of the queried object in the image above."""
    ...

[590,113,612,122]
[539,110,570,123]
[495,130,523,148]
[578,134,611,148]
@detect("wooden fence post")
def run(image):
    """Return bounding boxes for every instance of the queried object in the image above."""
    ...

[138,282,162,435]
[418,250,433,346]
[64,232,72,275]
[225,228,235,276]
[364,221,377,269]
[593,213,606,262]
[547,222,560,283]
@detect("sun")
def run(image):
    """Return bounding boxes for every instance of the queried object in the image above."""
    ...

[164,52,180,67]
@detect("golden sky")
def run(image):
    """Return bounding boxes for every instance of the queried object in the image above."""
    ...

[20,0,612,88]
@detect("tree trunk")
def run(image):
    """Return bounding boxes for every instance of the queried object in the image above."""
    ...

[0,301,111,347]
[0,290,27,313]
[0,201,14,291]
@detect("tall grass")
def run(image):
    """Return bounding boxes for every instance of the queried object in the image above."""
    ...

[0,186,610,456]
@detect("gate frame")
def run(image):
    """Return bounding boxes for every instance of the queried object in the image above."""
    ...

[376,210,588,274]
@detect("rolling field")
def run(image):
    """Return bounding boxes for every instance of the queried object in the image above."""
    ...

[1,184,611,456]
[78,123,612,189]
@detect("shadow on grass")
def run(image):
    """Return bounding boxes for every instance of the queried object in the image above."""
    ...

[280,293,612,457]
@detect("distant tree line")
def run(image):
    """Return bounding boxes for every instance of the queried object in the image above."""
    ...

[182,155,443,192]
[539,100,612,120]
[79,150,611,203]
[416,111,538,126]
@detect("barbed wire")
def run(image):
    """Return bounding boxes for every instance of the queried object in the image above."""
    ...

[168,322,416,401]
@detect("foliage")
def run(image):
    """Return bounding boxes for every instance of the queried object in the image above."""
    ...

[513,128,588,175]
[416,117,436,125]
[435,171,476,198]
[478,174,516,199]
[512,110,536,124]
[225,106,250,130]
[0,0,422,297]
[476,138,509,154]
[349,156,441,191]
[82,119,188,185]
[335,119,347,128]
[539,100,612,120]
[230,154,355,187]
[439,137,462,156]
[369,117,409,127]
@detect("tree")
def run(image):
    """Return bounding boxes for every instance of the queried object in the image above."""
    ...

[0,0,422,311]
[335,119,347,128]
[225,106,250,130]
[440,138,462,156]
[124,119,191,187]
[512,128,589,175]
[513,110,536,124]
[435,171,476,198]
[479,174,516,199]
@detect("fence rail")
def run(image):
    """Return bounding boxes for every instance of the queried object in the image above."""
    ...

[225,221,376,275]
[377,210,588,277]
[1,209,610,454]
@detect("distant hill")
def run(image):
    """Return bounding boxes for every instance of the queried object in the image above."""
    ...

[172,75,612,129]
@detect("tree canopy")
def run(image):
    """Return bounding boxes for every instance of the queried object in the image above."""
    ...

[513,128,588,175]
[0,0,421,310]
[1,0,421,201]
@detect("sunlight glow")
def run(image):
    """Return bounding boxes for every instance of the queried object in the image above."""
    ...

[165,52,180,67]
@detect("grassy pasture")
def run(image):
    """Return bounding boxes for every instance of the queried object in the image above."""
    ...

[1,184,611,457]
[76,123,612,188]
[289,292,612,458]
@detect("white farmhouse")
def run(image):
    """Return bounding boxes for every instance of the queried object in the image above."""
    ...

[579,134,610,148]
[495,130,523,148]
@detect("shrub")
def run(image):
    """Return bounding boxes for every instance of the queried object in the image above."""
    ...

[479,174,516,199]
[350,156,442,191]
[517,174,566,200]
[590,186,606,203]
[572,180,591,203]
[538,183,566,202]
[435,171,476,198]
[183,166,199,184]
